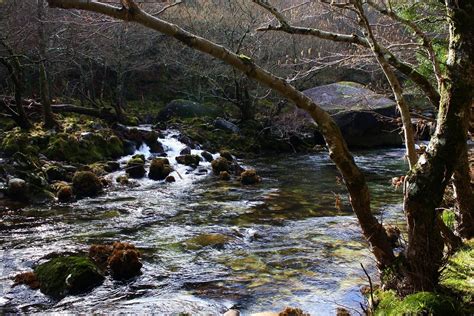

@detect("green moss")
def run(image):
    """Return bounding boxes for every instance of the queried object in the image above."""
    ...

[72,171,103,197]
[374,290,461,315]
[126,157,146,178]
[440,239,474,308]
[442,209,456,230]
[35,256,104,297]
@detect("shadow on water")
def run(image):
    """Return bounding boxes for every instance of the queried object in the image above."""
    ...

[0,133,408,315]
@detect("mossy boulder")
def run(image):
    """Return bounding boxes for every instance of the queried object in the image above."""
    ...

[107,242,142,280]
[72,171,103,197]
[219,150,234,161]
[126,157,146,179]
[374,290,461,316]
[240,169,261,185]
[211,157,230,174]
[44,165,68,182]
[34,256,104,298]
[176,154,201,168]
[219,171,231,181]
[57,185,74,203]
[148,158,172,180]
[184,233,231,250]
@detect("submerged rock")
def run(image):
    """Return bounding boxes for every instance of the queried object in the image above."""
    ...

[13,272,40,289]
[219,171,231,181]
[180,147,192,155]
[149,158,172,180]
[72,171,103,197]
[240,169,261,185]
[184,233,231,250]
[201,151,214,162]
[34,256,104,297]
[126,157,146,179]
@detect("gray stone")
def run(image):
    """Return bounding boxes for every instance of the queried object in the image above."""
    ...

[214,118,240,134]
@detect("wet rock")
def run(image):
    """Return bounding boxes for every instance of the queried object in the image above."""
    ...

[107,242,142,280]
[214,118,240,134]
[34,256,104,297]
[72,171,103,197]
[219,150,234,161]
[44,165,68,182]
[89,244,113,269]
[165,175,176,183]
[116,174,129,185]
[180,147,192,155]
[13,272,40,289]
[122,139,136,155]
[7,178,28,201]
[143,130,164,154]
[105,161,121,172]
[149,158,172,180]
[201,151,213,162]
[211,157,230,174]
[126,157,146,179]
[240,169,261,185]
[219,171,231,181]
[57,185,74,203]
[176,154,201,168]
[177,134,197,149]
[184,233,231,250]
[223,309,240,316]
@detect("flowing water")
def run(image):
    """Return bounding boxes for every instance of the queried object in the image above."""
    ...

[0,128,408,315]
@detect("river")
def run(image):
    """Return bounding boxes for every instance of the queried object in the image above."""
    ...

[0,129,408,315]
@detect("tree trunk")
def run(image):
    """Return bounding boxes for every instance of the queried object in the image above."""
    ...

[46,0,397,269]
[403,0,474,292]
[39,63,58,129]
[452,144,474,239]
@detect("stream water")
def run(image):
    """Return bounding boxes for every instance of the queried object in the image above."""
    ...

[0,128,408,315]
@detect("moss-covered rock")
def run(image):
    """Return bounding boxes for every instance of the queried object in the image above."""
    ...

[219,171,231,181]
[126,157,146,179]
[219,150,234,161]
[374,290,461,316]
[44,165,68,182]
[211,157,230,174]
[240,169,261,185]
[34,256,104,298]
[72,171,103,197]
[57,184,74,203]
[175,154,201,168]
[107,242,142,280]
[148,158,172,180]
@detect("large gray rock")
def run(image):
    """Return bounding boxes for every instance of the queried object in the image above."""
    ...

[157,99,222,121]
[302,82,402,147]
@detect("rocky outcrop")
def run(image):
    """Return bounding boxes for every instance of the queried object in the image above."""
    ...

[303,82,402,147]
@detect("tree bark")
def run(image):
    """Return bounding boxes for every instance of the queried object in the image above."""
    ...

[46,0,397,269]
[403,0,474,292]
[452,145,474,239]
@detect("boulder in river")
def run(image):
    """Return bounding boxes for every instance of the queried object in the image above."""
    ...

[107,242,142,280]
[126,157,146,179]
[149,158,172,180]
[34,256,104,298]
[302,82,402,147]
[176,154,201,168]
[57,184,74,203]
[201,151,214,162]
[7,178,28,201]
[72,171,103,197]
[240,169,261,185]
[211,157,230,174]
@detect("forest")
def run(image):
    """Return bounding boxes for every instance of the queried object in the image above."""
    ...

[0,0,472,315]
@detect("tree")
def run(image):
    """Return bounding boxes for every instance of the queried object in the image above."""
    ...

[46,0,473,294]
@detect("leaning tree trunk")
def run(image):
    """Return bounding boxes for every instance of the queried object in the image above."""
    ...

[47,0,397,269]
[403,0,474,292]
